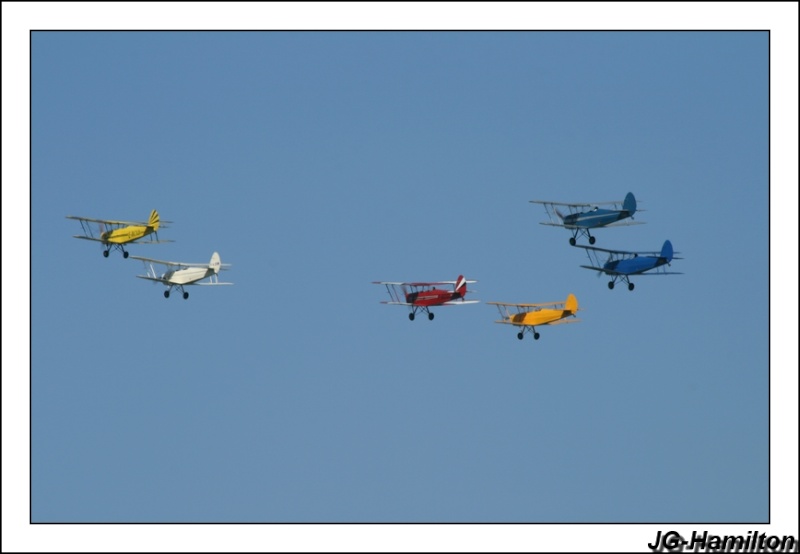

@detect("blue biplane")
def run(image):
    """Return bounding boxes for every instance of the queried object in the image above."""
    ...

[575,239,682,291]
[530,192,643,245]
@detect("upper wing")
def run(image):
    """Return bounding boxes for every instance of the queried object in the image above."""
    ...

[529,199,625,208]
[530,200,595,208]
[486,300,563,309]
[372,280,476,287]
[66,215,148,226]
[573,244,660,257]
[130,255,203,268]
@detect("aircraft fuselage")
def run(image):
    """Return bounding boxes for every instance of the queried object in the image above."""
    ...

[563,208,632,229]
[510,308,571,326]
[162,267,214,285]
[101,225,154,244]
[605,255,668,275]
[405,288,463,307]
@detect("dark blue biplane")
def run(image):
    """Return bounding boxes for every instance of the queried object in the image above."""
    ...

[575,239,683,291]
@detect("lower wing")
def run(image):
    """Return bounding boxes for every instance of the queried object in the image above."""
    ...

[136,275,169,284]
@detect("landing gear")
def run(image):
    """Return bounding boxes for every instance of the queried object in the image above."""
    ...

[164,290,170,298]
[409,307,434,321]
[517,332,524,340]
[123,251,129,259]
[533,332,540,340]
[608,281,615,290]
[588,236,596,245]
[628,282,635,291]
[569,237,576,246]
[183,291,189,299]
[103,250,109,258]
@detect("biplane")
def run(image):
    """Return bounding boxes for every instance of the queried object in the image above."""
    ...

[373,275,479,320]
[66,209,171,258]
[575,240,682,290]
[530,192,642,245]
[131,251,232,299]
[487,294,580,341]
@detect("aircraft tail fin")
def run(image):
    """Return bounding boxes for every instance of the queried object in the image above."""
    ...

[455,275,468,298]
[209,252,221,274]
[565,293,578,315]
[623,192,636,215]
[660,240,674,263]
[148,209,160,231]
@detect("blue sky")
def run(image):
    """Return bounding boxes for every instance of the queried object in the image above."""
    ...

[5,3,798,552]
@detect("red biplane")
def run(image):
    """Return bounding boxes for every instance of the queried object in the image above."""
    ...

[373,275,479,321]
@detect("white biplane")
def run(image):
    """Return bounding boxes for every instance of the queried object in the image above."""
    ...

[131,251,233,299]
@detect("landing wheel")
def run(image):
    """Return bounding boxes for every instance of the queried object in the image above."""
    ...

[608,281,615,290]
[164,290,170,298]
[569,237,576,246]
[533,332,540,340]
[103,250,109,258]
[409,313,415,321]
[183,291,189,299]
[123,251,129,259]
[589,236,596,245]
[428,312,434,321]
[517,332,524,340]
[628,282,635,291]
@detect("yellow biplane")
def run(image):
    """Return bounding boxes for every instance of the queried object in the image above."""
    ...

[487,294,580,341]
[66,209,172,258]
